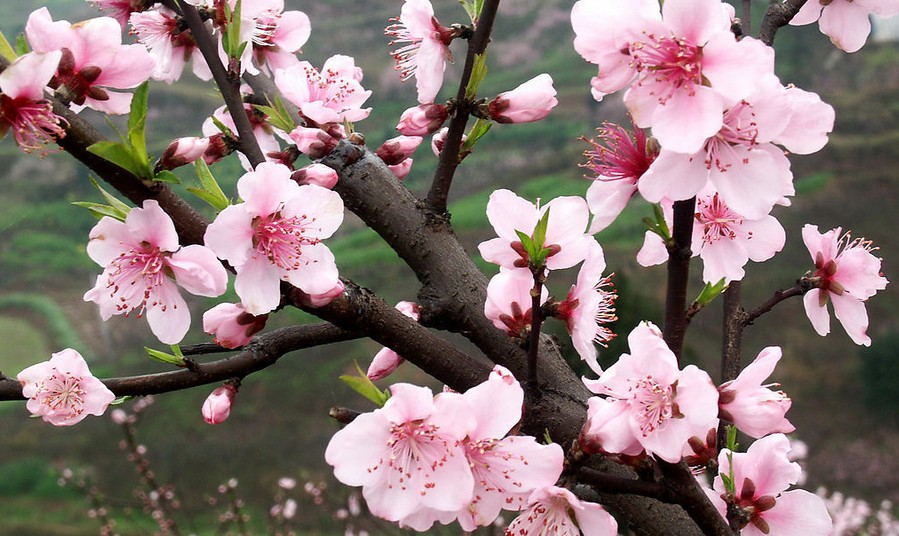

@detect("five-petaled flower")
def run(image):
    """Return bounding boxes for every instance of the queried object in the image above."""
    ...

[18,348,116,426]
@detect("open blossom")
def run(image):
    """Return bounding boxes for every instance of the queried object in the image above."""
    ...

[130,6,207,83]
[790,0,899,53]
[708,434,833,535]
[0,50,67,154]
[386,0,455,104]
[505,486,618,536]
[325,383,475,523]
[203,303,268,349]
[488,74,558,124]
[581,322,718,462]
[17,349,116,426]
[239,0,311,75]
[554,242,617,373]
[367,301,421,381]
[478,189,593,271]
[485,269,549,338]
[84,200,228,344]
[204,162,344,315]
[801,225,888,346]
[26,7,155,114]
[718,347,794,439]
[274,55,371,126]
[202,384,237,424]
[582,121,658,233]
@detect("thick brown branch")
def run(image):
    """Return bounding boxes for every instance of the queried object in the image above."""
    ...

[759,0,809,46]
[0,324,358,400]
[426,0,502,213]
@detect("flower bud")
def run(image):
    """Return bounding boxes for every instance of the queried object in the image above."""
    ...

[375,135,423,165]
[291,163,338,189]
[295,280,345,308]
[488,74,558,124]
[203,303,268,349]
[202,133,234,165]
[157,137,210,171]
[289,126,339,158]
[202,384,237,424]
[396,103,448,136]
[388,158,413,180]
[430,127,467,157]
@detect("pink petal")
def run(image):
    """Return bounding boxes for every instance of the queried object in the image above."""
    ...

[279,242,340,295]
[167,245,228,297]
[126,200,179,252]
[324,411,393,487]
[803,290,832,337]
[647,86,723,154]
[0,51,61,101]
[638,151,709,203]
[831,292,872,346]
[748,490,832,536]
[234,254,283,315]
[145,280,191,344]
[462,365,523,440]
[25,8,74,54]
[204,205,256,267]
[818,0,872,52]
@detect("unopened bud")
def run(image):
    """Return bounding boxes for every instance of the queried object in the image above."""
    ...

[396,103,448,136]
[202,384,237,424]
[291,163,338,189]
[289,126,339,159]
[157,137,211,171]
[375,135,423,165]
[488,74,557,124]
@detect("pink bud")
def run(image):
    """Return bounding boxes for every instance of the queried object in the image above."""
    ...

[157,137,210,171]
[289,126,339,158]
[430,127,466,157]
[202,384,237,424]
[296,280,345,308]
[202,133,233,165]
[292,163,338,189]
[488,73,558,124]
[203,303,268,349]
[367,347,404,381]
[388,158,413,180]
[375,135,423,165]
[396,103,449,136]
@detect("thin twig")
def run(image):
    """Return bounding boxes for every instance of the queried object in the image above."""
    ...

[759,0,809,46]
[743,283,810,326]
[663,198,696,362]
[527,269,545,390]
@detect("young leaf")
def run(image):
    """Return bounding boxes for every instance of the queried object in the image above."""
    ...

[0,30,16,61]
[465,53,488,99]
[70,201,128,222]
[256,96,296,133]
[87,141,147,178]
[187,159,230,211]
[144,347,187,367]
[532,207,550,251]
[127,82,151,173]
[14,33,29,57]
[88,176,133,215]
[154,170,181,184]
[338,361,390,407]
[459,117,492,156]
[694,278,728,308]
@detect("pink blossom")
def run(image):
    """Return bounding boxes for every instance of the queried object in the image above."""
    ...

[204,162,344,315]
[791,0,899,53]
[83,200,228,344]
[129,6,206,83]
[202,384,237,424]
[388,158,414,180]
[367,301,420,381]
[582,121,658,233]
[90,0,149,29]
[396,103,448,136]
[386,0,455,104]
[157,137,210,171]
[0,51,68,154]
[478,189,593,271]
[505,486,619,536]
[26,7,155,114]
[203,303,269,349]
[17,348,116,426]
[454,366,564,532]
[718,347,794,439]
[581,322,719,462]
[291,163,338,189]
[274,55,371,125]
[485,269,549,338]
[708,434,833,535]
[375,135,423,166]
[554,242,617,373]
[202,101,280,170]
[294,280,346,308]
[325,383,475,523]
[288,126,340,159]
[430,126,466,157]
[239,0,311,74]
[801,225,888,346]
[488,74,558,124]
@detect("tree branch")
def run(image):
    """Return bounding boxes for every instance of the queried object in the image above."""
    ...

[759,0,809,46]
[743,282,810,326]
[426,0,502,213]
[663,198,696,361]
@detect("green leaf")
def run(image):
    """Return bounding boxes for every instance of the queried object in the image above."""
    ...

[127,81,150,170]
[459,118,492,156]
[70,201,129,221]
[465,53,488,99]
[87,141,148,178]
[652,203,671,240]
[89,176,133,215]
[187,159,230,211]
[532,207,550,250]
[256,96,296,133]
[726,424,739,452]
[144,346,187,367]
[0,30,16,61]
[720,471,734,495]
[694,278,728,308]
[110,396,135,406]
[223,0,243,59]
[210,115,232,135]
[543,428,554,445]
[338,361,390,407]
[153,170,181,184]
[14,33,29,57]
[515,229,538,261]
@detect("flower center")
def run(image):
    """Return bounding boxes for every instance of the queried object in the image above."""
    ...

[630,34,704,102]
[39,372,86,416]
[382,420,447,494]
[695,194,744,244]
[0,94,67,154]
[254,212,319,271]
[630,376,677,435]
[105,243,170,314]
[581,122,657,183]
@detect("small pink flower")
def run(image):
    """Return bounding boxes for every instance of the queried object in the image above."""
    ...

[396,103,448,136]
[204,162,344,315]
[291,163,338,189]
[386,0,455,104]
[83,200,229,344]
[129,6,205,83]
[274,55,372,126]
[790,0,899,53]
[0,51,68,154]
[718,347,794,439]
[90,0,149,29]
[801,225,888,346]
[708,434,833,535]
[203,303,268,349]
[367,301,421,381]
[288,126,340,159]
[241,1,311,75]
[478,189,593,271]
[157,137,210,171]
[17,348,116,426]
[582,120,658,233]
[485,269,549,338]
[505,486,619,536]
[488,74,558,124]
[431,126,466,157]
[582,322,719,462]
[375,135,423,165]
[202,384,237,424]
